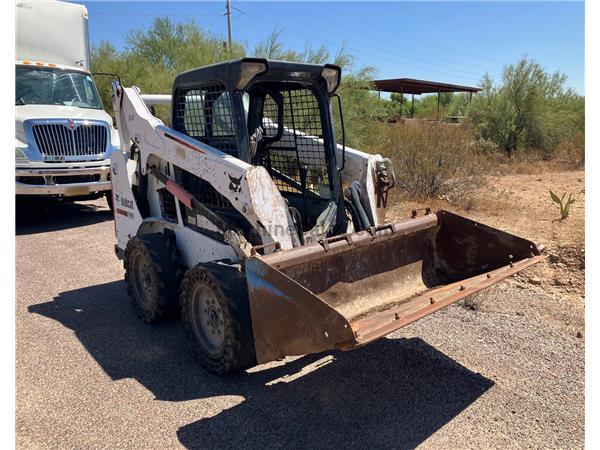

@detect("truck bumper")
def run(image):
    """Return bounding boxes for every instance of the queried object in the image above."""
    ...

[16,165,111,196]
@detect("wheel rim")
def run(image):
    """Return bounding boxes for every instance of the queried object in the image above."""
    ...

[130,251,153,311]
[190,283,225,357]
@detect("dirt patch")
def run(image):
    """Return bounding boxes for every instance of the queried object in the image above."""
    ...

[384,170,584,448]
[388,170,585,305]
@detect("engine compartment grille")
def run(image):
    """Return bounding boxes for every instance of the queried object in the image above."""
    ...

[31,122,108,159]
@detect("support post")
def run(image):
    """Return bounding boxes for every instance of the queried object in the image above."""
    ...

[411,94,415,118]
[400,90,404,116]
[437,90,441,120]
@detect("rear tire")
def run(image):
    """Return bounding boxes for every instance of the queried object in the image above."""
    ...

[124,233,182,323]
[180,263,256,375]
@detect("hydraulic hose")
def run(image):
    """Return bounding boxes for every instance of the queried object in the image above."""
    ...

[288,206,305,246]
[345,199,363,232]
[349,183,372,231]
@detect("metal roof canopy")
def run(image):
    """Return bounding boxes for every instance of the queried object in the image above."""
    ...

[372,78,481,95]
[372,78,481,119]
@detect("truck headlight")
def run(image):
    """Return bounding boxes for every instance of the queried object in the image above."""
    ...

[15,148,28,162]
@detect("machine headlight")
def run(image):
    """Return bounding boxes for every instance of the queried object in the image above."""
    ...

[237,60,268,90]
[321,65,341,94]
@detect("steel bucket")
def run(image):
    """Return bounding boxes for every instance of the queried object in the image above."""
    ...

[245,210,545,364]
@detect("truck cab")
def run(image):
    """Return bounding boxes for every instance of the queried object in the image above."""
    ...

[15,1,118,206]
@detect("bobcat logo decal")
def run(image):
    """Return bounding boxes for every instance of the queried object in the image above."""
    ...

[228,174,243,193]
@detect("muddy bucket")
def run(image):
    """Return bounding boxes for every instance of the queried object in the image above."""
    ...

[245,210,545,364]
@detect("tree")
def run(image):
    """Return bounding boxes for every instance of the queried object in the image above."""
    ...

[253,28,300,61]
[448,93,471,117]
[92,18,245,123]
[468,57,582,157]
[252,27,353,69]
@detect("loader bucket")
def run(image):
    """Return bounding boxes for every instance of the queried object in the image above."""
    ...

[245,210,545,364]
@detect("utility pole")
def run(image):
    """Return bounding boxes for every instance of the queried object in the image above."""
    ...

[225,0,233,51]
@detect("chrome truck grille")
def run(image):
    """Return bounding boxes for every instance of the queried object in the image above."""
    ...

[31,121,108,160]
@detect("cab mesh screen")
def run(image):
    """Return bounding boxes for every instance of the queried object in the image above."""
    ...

[261,88,330,196]
[174,83,238,157]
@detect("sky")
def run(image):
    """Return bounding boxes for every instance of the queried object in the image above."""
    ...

[79,1,585,93]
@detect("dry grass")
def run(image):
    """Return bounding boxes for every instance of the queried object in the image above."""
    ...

[491,133,584,175]
[366,122,585,247]
[372,122,489,204]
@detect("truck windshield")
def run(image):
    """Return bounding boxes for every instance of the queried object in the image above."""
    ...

[15,66,102,109]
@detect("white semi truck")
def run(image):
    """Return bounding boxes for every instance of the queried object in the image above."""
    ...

[15,0,118,207]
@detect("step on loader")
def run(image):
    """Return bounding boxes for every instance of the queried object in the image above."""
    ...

[110,59,545,374]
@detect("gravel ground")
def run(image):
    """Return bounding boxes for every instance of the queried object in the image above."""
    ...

[16,198,584,449]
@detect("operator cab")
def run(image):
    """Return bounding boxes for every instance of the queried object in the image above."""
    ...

[171,59,346,243]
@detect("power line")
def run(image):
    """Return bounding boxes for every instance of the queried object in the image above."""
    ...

[93,5,580,86]
[92,11,223,17]
[253,4,580,82]
[240,8,485,83]
[348,16,585,76]
[259,4,505,75]
[374,24,508,66]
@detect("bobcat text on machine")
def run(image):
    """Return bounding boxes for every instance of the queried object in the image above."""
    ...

[110,58,545,374]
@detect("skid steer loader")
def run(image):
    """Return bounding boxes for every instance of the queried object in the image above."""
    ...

[110,58,544,374]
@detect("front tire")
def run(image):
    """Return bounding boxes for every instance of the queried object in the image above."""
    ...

[124,233,182,323]
[180,263,256,375]
[105,190,114,212]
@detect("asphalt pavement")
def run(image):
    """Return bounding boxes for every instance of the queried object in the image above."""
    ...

[15,198,584,449]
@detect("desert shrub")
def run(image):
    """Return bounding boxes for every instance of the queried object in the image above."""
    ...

[471,137,501,157]
[553,132,585,169]
[390,92,467,119]
[372,122,489,202]
[490,131,584,175]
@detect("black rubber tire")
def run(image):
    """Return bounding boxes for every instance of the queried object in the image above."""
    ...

[180,263,256,375]
[124,233,183,323]
[105,190,114,212]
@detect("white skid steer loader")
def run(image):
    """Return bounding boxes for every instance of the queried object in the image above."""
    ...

[110,59,545,374]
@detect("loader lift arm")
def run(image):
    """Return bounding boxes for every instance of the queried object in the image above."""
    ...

[111,83,297,255]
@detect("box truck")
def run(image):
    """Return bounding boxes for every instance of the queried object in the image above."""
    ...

[15,0,118,207]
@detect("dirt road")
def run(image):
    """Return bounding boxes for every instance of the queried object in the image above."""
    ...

[16,171,584,448]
